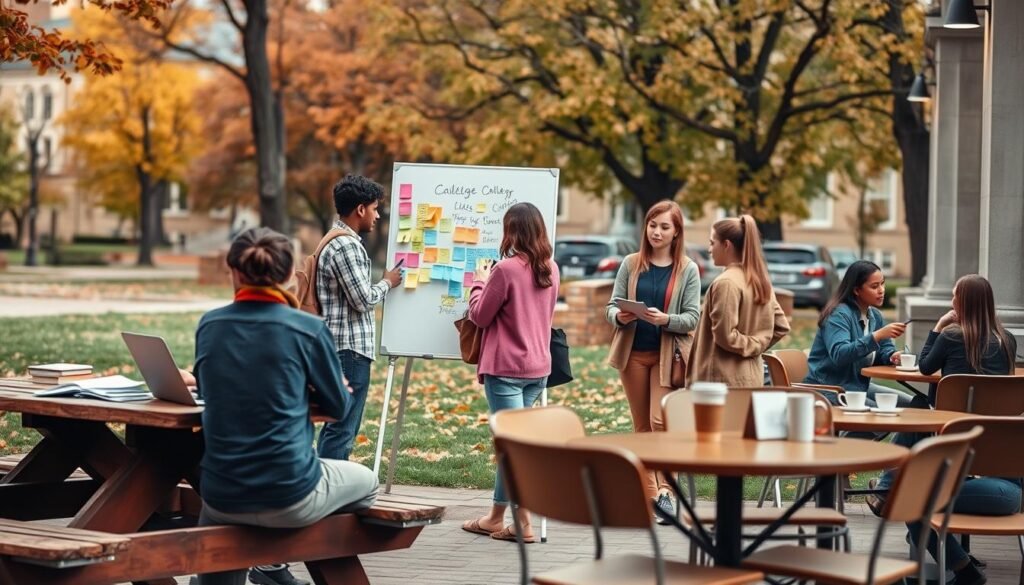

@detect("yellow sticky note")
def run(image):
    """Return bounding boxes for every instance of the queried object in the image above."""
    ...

[439,218,453,233]
[411,240,424,252]
[411,229,424,242]
[438,248,452,264]
[475,203,487,213]
[427,206,443,227]
[418,267,431,283]
[423,247,438,263]
[416,203,430,220]
[404,272,418,289]
[397,230,411,243]
[465,227,480,244]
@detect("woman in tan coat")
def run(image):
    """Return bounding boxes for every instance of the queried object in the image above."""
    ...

[605,200,701,520]
[689,215,790,386]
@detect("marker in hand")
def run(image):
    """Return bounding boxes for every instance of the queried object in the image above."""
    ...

[384,258,404,288]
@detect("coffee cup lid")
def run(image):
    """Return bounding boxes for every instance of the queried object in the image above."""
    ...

[691,381,728,394]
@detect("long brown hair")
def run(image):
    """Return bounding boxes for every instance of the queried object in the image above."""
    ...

[949,274,1014,373]
[637,200,685,273]
[712,215,771,305]
[500,202,553,288]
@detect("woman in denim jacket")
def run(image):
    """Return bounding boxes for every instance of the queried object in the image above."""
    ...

[804,260,918,407]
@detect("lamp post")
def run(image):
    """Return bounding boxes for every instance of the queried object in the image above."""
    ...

[20,90,50,268]
[944,0,990,29]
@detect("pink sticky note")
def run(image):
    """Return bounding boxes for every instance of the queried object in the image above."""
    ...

[398,201,412,216]
[406,253,420,269]
[399,184,413,200]
[463,272,474,287]
[394,253,406,266]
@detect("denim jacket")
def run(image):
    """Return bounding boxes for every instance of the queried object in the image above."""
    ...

[804,302,897,392]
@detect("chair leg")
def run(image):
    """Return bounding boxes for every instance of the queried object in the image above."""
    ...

[1018,535,1024,585]
[774,478,783,508]
[757,477,773,508]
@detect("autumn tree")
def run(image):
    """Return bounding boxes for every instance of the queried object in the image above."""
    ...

[0,105,28,246]
[60,9,203,266]
[386,0,919,241]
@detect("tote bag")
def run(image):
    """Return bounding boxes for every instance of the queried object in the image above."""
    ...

[547,328,573,388]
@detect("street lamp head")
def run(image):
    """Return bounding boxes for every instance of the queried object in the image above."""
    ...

[944,0,984,29]
[907,73,931,102]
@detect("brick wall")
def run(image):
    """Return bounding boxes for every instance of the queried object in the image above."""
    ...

[198,251,231,286]
[554,279,615,347]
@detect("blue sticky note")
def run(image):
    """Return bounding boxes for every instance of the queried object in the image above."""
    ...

[448,280,463,297]
[488,248,501,259]
[424,230,438,246]
[465,248,478,265]
[431,265,445,280]
[453,246,466,262]
[448,266,462,282]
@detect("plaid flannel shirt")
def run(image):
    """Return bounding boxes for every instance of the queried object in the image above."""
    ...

[317,220,391,360]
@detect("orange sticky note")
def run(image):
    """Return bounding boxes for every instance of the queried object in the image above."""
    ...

[423,247,438,263]
[465,227,480,244]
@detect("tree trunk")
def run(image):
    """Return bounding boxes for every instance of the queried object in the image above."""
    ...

[244,0,288,233]
[136,169,157,266]
[24,130,41,267]
[758,218,783,241]
[155,180,170,246]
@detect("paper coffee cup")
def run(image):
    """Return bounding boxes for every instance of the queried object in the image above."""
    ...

[691,382,728,442]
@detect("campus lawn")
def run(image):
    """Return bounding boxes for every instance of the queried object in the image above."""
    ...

[0,311,878,499]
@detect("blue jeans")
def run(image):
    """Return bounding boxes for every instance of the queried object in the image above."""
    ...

[317,350,371,461]
[485,375,546,505]
[907,476,1022,569]
[877,432,924,490]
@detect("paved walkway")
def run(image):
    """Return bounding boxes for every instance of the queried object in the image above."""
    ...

[0,295,227,317]
[0,265,198,282]
[170,485,1020,585]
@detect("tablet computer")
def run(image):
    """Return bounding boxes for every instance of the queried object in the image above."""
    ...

[613,297,649,316]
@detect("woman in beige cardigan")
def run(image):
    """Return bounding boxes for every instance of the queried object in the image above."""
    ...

[689,215,790,387]
[605,200,701,520]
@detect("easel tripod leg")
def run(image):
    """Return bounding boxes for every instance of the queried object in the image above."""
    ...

[384,358,415,494]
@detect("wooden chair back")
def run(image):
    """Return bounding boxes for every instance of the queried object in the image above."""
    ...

[942,416,1024,478]
[883,425,983,523]
[489,405,585,443]
[493,436,654,529]
[662,387,833,436]
[934,374,1024,415]
[766,349,809,385]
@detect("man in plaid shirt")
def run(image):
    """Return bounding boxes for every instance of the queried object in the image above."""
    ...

[316,175,402,461]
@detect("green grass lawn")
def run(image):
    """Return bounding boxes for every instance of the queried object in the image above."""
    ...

[0,311,879,499]
[0,279,232,300]
[1,243,142,267]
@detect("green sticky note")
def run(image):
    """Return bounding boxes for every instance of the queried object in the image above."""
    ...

[439,218,453,233]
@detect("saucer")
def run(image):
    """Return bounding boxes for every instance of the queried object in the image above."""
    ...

[837,405,870,413]
[870,407,904,416]
[895,366,919,372]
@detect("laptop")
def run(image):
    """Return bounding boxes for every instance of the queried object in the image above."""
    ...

[121,332,204,406]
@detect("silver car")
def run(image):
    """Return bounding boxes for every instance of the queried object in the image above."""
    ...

[762,243,840,310]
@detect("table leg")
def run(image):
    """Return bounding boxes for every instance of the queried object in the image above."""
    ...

[7,416,131,484]
[715,476,744,567]
[898,380,931,404]
[816,474,838,549]
[306,557,370,585]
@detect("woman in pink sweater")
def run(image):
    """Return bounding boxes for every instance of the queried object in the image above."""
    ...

[461,202,559,544]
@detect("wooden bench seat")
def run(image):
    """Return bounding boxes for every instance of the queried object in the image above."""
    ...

[0,495,444,584]
[0,519,131,568]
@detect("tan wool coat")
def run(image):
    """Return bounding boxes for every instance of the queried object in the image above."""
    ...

[687,265,790,387]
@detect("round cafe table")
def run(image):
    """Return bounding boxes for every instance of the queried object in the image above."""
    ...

[569,431,908,568]
[832,406,969,433]
[861,365,1024,397]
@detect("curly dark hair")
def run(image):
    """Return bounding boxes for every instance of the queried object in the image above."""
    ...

[226,227,294,286]
[333,174,385,217]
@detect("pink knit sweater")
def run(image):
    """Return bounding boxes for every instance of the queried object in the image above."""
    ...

[468,256,559,383]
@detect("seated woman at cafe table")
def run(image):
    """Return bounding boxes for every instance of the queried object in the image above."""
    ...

[866,274,1019,585]
[191,227,378,585]
[803,260,924,408]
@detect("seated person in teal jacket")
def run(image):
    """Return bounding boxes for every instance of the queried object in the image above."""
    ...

[804,261,923,408]
[194,227,378,585]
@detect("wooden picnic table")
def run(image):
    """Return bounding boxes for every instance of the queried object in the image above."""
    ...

[570,431,908,568]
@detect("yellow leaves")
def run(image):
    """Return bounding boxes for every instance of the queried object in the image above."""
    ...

[355,434,370,445]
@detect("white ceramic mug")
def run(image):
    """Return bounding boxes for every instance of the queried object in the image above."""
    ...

[838,391,867,409]
[875,393,899,411]
[787,393,815,443]
[900,353,917,368]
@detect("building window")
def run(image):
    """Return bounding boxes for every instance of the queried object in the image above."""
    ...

[865,169,898,230]
[556,186,567,221]
[42,89,53,121]
[868,249,896,275]
[801,175,834,228]
[23,89,35,121]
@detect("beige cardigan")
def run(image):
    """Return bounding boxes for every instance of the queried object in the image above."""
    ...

[687,265,790,387]
[605,254,701,388]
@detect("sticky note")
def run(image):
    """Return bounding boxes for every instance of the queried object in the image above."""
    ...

[398,217,412,230]
[399,183,413,200]
[411,229,424,242]
[411,240,423,252]
[424,230,438,246]
[448,280,462,297]
[463,272,474,287]
[418,267,431,283]
[465,227,480,244]
[431,265,446,280]
[416,203,430,219]
[423,247,438,263]
[404,272,418,289]
[438,248,452,264]
[453,247,466,262]
[465,248,478,265]
[397,230,411,243]
[448,267,462,282]
[439,218,453,233]
[476,203,487,213]
[406,253,420,269]
[427,206,442,227]
[452,227,465,243]
[399,202,412,216]
[394,252,406,266]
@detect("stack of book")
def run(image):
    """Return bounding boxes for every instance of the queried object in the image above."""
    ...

[28,363,94,385]
[34,375,153,402]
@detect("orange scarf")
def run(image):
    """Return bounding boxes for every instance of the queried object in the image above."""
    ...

[234,285,300,309]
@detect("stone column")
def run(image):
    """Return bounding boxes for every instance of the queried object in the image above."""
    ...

[979,0,1024,354]
[923,29,984,299]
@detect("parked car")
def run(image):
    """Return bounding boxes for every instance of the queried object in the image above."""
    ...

[829,248,861,279]
[554,236,639,281]
[761,243,840,310]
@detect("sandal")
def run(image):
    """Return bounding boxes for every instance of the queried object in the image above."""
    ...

[490,524,537,544]
[865,478,886,518]
[461,517,498,536]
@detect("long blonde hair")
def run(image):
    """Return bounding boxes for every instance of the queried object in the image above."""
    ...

[712,215,771,305]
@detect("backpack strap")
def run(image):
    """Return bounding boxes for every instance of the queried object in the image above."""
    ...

[315,228,353,257]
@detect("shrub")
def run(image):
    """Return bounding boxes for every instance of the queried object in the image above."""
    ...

[46,249,109,266]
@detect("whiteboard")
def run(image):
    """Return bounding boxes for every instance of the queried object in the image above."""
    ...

[379,163,560,359]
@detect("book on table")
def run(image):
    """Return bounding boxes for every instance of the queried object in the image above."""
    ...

[31,373,95,385]
[34,375,153,402]
[28,363,93,378]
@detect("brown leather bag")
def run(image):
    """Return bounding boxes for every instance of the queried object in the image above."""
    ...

[663,264,689,388]
[454,312,482,364]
